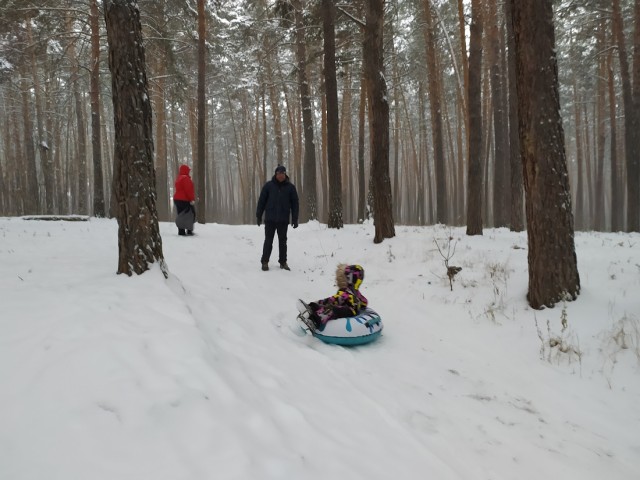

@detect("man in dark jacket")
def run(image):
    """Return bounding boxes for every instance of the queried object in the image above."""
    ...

[256,165,299,271]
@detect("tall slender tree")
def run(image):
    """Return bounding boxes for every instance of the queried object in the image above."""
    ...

[66,13,89,215]
[196,0,206,224]
[148,1,169,222]
[104,0,166,277]
[466,0,484,235]
[364,0,394,243]
[90,0,105,217]
[323,0,343,228]
[504,0,523,231]
[608,45,623,232]
[488,0,508,227]
[423,0,447,225]
[19,61,39,215]
[612,0,640,232]
[510,0,580,309]
[357,69,367,223]
[293,0,318,222]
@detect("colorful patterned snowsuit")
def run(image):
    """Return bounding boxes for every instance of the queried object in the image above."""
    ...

[309,264,368,329]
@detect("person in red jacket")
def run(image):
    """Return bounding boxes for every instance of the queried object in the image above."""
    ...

[173,164,196,236]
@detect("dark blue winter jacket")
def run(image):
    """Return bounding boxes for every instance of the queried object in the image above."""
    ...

[256,175,299,224]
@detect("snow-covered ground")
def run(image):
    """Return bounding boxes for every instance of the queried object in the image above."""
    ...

[1,217,638,480]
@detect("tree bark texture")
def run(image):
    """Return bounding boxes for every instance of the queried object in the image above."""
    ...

[90,0,106,217]
[423,0,447,224]
[152,56,168,221]
[69,38,88,215]
[20,67,39,215]
[147,0,169,221]
[504,0,523,231]
[197,0,206,224]
[612,0,640,232]
[488,0,509,228]
[632,0,640,231]
[511,0,580,309]
[323,0,343,228]
[608,50,623,231]
[358,70,367,223]
[26,20,52,215]
[594,20,606,231]
[104,0,166,277]
[466,0,483,235]
[364,0,395,243]
[294,0,318,222]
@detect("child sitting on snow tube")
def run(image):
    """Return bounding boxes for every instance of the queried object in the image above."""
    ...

[307,264,367,331]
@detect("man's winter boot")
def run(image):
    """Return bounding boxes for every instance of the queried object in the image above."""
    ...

[279,262,290,271]
[261,262,269,271]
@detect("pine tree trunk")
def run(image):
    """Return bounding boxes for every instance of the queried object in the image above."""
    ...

[612,0,640,232]
[466,0,483,235]
[504,0,523,231]
[594,21,606,231]
[488,0,509,228]
[340,64,353,223]
[66,14,88,215]
[323,0,343,228]
[511,0,580,309]
[196,0,206,224]
[582,103,593,228]
[0,111,6,213]
[364,0,395,243]
[573,83,585,231]
[90,0,106,218]
[632,0,640,231]
[261,87,268,182]
[608,48,623,231]
[9,94,26,214]
[357,62,367,223]
[152,57,168,221]
[26,20,52,214]
[104,0,166,277]
[293,0,318,222]
[265,44,284,168]
[20,67,39,215]
[417,83,428,225]
[423,0,447,224]
[321,89,329,219]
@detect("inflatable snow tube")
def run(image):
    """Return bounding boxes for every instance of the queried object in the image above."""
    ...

[313,308,383,346]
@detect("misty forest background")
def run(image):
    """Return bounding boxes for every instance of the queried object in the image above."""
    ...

[0,0,639,233]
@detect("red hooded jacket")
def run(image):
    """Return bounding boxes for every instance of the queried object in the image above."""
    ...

[174,165,195,202]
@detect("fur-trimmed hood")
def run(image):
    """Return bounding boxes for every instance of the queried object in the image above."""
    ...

[335,264,365,291]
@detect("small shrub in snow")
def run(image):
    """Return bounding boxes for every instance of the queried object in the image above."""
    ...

[535,304,583,372]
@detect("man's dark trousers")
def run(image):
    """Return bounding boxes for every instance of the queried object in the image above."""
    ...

[261,221,288,264]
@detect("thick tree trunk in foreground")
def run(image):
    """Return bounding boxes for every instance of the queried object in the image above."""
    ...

[104,0,166,277]
[511,0,580,309]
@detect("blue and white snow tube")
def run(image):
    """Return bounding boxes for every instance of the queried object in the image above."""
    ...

[313,308,383,346]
